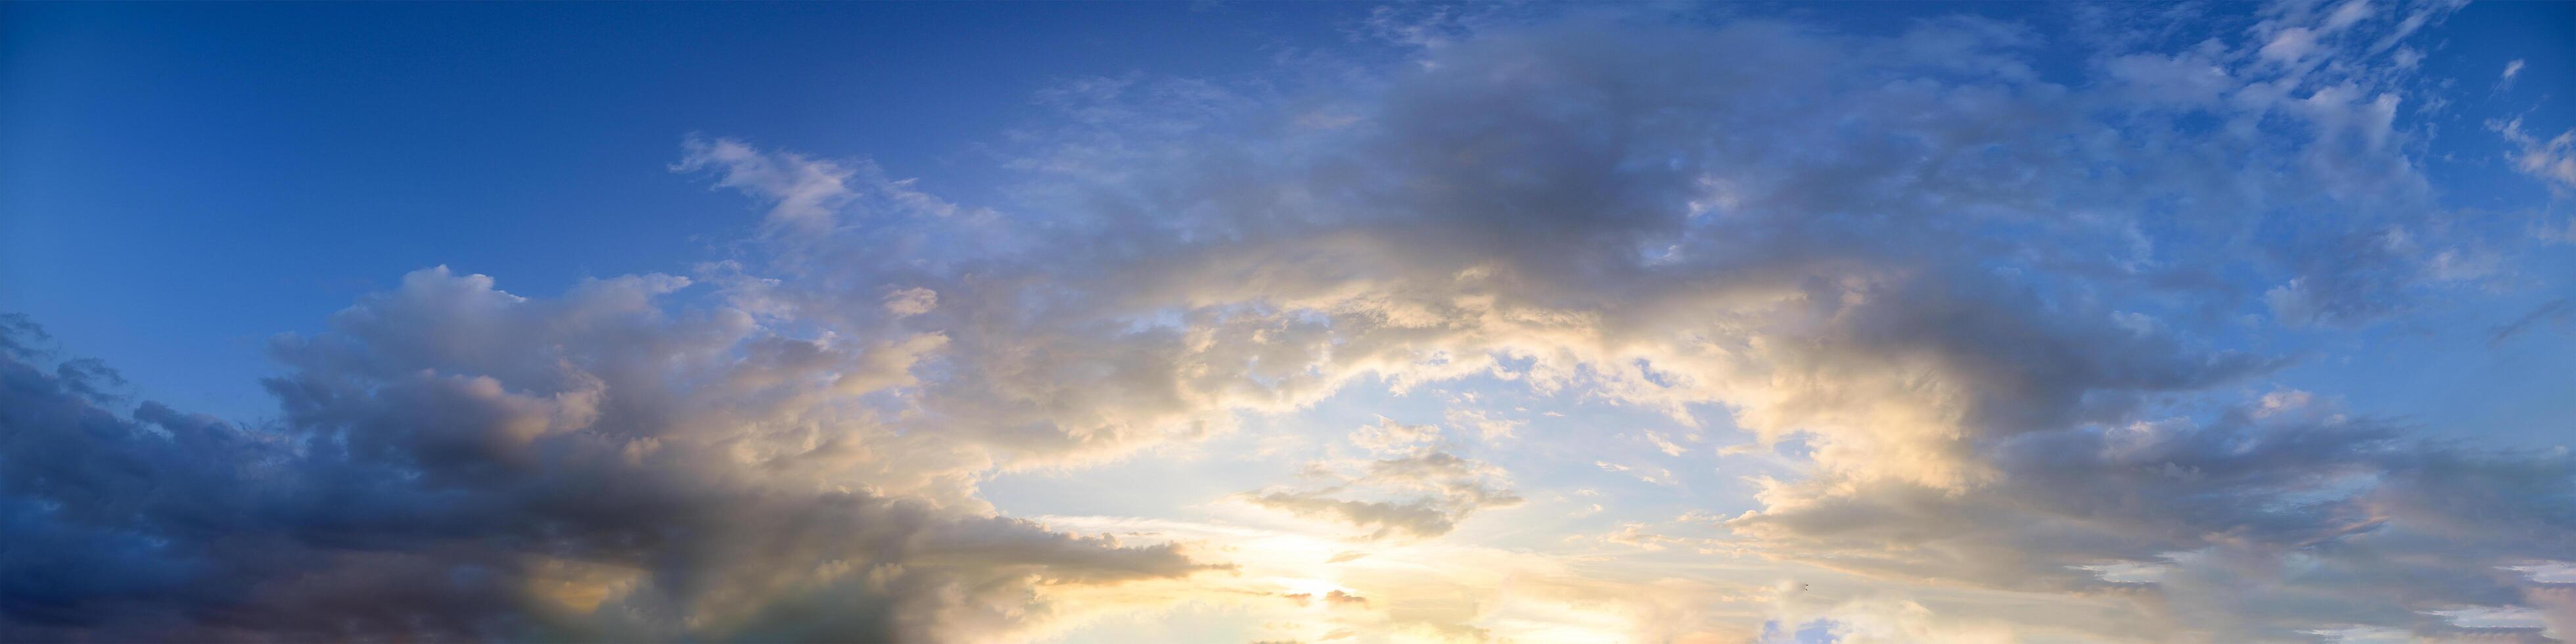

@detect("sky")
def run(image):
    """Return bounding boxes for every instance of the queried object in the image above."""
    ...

[1,1,2574,643]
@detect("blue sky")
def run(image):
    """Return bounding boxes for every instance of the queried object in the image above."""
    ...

[3,1,1379,417]
[8,2,2566,427]
[4,2,2575,642]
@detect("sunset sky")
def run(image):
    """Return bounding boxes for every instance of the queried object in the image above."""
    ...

[4,1,2575,642]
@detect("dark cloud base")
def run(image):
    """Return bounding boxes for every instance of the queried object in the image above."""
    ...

[0,314,1213,642]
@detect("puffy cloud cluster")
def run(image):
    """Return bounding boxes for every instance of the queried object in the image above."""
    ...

[1733,393,2576,641]
[5,1,2571,641]
[0,275,1220,641]
[892,5,2560,639]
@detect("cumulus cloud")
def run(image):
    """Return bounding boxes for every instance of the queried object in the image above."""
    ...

[0,277,1220,642]
[1731,394,2576,641]
[954,5,2553,638]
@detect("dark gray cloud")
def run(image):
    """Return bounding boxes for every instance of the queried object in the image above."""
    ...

[2494,298,2575,346]
[1733,396,2576,641]
[0,278,1219,642]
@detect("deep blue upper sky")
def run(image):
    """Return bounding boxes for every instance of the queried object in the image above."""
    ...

[3,0,2569,425]
[2,2,1381,417]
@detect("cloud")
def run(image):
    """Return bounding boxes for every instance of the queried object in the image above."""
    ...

[673,135,986,233]
[1347,415,1442,454]
[0,277,1220,642]
[1241,439,1522,540]
[908,9,2478,497]
[2261,26,2320,62]
[1761,589,2021,644]
[1728,393,2576,641]
[1442,407,1523,441]
[2493,298,2576,346]
[672,136,856,229]
[919,7,2544,639]
[2493,117,2576,193]
[883,286,939,317]
[2322,0,2372,32]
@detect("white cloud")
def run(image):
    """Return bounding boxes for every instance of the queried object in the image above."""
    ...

[883,286,938,317]
[1240,419,1521,540]
[2260,26,2319,63]
[672,136,855,229]
[2322,0,2372,32]
[2492,117,2576,191]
